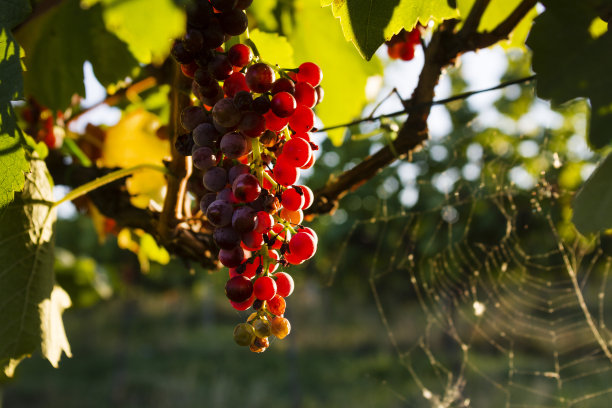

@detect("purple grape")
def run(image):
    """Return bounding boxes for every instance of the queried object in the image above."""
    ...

[181,106,207,131]
[252,95,271,115]
[220,9,248,36]
[219,246,245,268]
[217,187,237,203]
[211,0,237,12]
[233,90,253,111]
[246,63,275,93]
[239,111,266,138]
[212,98,241,128]
[202,18,225,49]
[232,173,260,202]
[209,54,233,81]
[214,226,241,250]
[206,199,234,227]
[200,192,217,213]
[183,29,204,53]
[193,147,217,170]
[203,166,228,192]
[232,205,256,232]
[220,131,249,159]
[171,41,193,64]
[201,86,224,107]
[228,163,250,184]
[193,123,220,148]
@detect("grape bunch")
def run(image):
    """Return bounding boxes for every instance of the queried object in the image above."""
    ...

[171,0,323,352]
[385,27,421,61]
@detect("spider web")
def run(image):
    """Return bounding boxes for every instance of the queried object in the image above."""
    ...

[328,143,612,407]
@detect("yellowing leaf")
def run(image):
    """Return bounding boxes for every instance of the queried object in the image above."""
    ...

[100,109,169,208]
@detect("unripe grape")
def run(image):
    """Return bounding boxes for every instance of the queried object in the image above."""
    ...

[271,316,291,339]
[233,323,256,346]
[250,336,269,353]
[253,318,272,338]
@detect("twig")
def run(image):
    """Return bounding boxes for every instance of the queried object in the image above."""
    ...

[316,75,536,133]
[157,64,193,242]
[66,77,157,125]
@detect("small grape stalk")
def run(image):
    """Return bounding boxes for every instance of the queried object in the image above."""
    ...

[171,0,323,352]
[385,27,421,61]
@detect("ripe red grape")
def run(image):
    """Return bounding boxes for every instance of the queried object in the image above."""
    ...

[227,43,253,67]
[274,272,294,297]
[253,276,277,301]
[271,92,297,118]
[296,62,322,87]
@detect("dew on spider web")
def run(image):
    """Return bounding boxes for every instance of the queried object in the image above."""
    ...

[328,159,612,407]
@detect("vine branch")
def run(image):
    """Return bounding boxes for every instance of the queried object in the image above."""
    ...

[157,64,193,243]
[315,75,536,133]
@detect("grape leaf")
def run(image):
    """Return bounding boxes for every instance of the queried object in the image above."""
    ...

[322,0,458,60]
[527,0,612,148]
[573,153,612,234]
[250,29,295,68]
[16,0,138,111]
[0,158,71,378]
[81,0,186,64]
[0,0,31,209]
[292,1,382,145]
[457,0,537,49]
[0,107,30,209]
[0,10,27,103]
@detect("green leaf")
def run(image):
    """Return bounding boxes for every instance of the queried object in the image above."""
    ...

[527,0,612,148]
[17,0,139,111]
[0,106,29,209]
[573,153,612,234]
[0,158,71,378]
[250,29,295,68]
[81,0,186,64]
[457,0,537,49]
[322,0,458,60]
[292,0,383,145]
